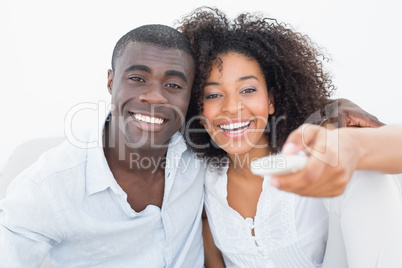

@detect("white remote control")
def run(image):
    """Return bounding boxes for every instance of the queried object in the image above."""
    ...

[250,152,308,176]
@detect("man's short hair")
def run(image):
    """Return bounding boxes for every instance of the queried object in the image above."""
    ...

[111,24,193,70]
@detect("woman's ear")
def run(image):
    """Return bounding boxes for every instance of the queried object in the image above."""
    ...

[199,115,207,126]
[107,69,114,94]
[268,91,275,115]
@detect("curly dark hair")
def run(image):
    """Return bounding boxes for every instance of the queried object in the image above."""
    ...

[177,7,334,161]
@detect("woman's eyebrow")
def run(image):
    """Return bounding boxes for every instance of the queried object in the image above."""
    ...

[204,81,220,86]
[205,75,258,86]
[237,75,258,82]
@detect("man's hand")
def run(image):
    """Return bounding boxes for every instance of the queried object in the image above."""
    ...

[270,124,361,197]
[326,98,384,128]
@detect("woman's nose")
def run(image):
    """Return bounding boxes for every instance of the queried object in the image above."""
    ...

[221,95,243,114]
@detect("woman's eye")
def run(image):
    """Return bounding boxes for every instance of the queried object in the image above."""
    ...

[241,88,256,94]
[166,83,182,89]
[130,77,145,82]
[205,93,220,99]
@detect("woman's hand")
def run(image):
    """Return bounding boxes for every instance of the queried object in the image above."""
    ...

[270,124,361,197]
[270,124,402,197]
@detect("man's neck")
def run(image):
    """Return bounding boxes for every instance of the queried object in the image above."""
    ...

[102,117,168,211]
[103,117,169,178]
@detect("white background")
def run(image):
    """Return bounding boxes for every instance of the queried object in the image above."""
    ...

[1,0,401,174]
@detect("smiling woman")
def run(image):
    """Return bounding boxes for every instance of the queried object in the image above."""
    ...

[178,7,402,267]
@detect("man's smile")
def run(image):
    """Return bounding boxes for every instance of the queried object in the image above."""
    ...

[131,112,165,125]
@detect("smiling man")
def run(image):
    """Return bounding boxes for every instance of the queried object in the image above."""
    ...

[0,25,205,267]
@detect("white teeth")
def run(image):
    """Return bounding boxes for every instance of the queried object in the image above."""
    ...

[133,113,164,124]
[220,121,251,131]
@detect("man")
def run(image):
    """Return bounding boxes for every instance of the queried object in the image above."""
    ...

[0,25,204,267]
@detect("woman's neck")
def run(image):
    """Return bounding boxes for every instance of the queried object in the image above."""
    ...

[227,146,270,179]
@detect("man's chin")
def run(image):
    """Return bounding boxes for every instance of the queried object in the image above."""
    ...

[123,134,172,150]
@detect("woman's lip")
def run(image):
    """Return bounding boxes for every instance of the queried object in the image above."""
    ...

[218,120,252,131]
[219,120,254,139]
[218,119,251,126]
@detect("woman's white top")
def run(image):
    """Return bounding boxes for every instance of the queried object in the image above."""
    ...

[204,164,402,268]
[204,164,329,267]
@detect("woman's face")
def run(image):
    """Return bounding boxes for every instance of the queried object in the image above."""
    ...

[201,52,275,156]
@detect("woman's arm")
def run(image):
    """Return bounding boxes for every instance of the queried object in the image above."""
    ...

[202,208,225,268]
[352,125,402,173]
[270,124,402,197]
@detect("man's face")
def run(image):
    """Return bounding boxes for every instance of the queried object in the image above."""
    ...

[107,42,194,149]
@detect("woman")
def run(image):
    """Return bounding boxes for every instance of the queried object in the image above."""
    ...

[179,7,402,267]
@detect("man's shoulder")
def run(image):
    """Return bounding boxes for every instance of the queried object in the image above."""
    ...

[17,138,90,185]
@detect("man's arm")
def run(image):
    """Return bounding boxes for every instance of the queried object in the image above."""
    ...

[326,98,384,128]
[0,176,60,266]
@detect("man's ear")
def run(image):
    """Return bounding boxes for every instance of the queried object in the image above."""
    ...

[268,92,275,115]
[107,69,114,94]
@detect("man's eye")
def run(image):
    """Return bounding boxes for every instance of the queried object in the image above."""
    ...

[166,83,182,89]
[130,77,145,82]
[205,94,220,99]
[241,88,256,94]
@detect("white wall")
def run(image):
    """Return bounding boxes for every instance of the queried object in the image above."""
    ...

[1,0,401,174]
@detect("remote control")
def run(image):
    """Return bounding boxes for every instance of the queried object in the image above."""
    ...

[250,152,308,176]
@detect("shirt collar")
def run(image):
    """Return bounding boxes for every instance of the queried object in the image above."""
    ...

[167,131,187,158]
[85,116,189,196]
[85,116,114,196]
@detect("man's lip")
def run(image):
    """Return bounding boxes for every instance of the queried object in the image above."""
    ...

[129,111,167,120]
[128,112,170,131]
[128,112,168,132]
[129,111,168,121]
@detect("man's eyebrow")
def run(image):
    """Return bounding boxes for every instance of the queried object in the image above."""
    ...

[238,75,258,82]
[165,70,187,83]
[124,65,152,73]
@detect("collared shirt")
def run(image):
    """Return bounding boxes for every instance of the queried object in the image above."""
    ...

[0,124,205,268]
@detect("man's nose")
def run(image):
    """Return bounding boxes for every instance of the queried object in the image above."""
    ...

[138,84,168,104]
